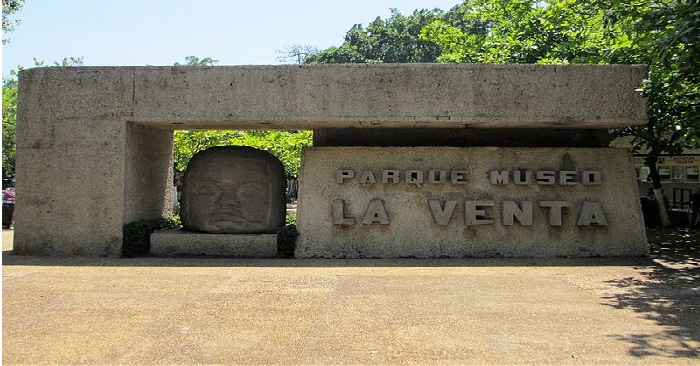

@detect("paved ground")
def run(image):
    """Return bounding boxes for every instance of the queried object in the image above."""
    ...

[2,228,699,365]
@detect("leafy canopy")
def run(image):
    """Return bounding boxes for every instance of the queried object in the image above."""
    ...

[2,0,24,44]
[304,7,468,64]
[173,130,312,178]
[421,0,700,181]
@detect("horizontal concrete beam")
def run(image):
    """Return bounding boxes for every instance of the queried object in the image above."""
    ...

[21,64,647,129]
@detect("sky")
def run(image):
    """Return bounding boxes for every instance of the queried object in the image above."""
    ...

[1,0,463,76]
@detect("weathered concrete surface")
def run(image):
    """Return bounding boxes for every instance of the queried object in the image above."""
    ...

[124,123,174,224]
[14,64,646,257]
[3,230,698,365]
[150,229,277,257]
[297,147,647,258]
[129,64,647,129]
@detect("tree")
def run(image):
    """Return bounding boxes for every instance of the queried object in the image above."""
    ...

[2,0,24,44]
[613,0,700,226]
[174,55,219,66]
[2,82,17,178]
[232,130,313,178]
[32,56,85,67]
[304,7,466,64]
[276,44,319,64]
[172,130,312,178]
[422,0,700,227]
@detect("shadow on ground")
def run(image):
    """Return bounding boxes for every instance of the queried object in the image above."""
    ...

[0,249,654,268]
[3,227,699,361]
[603,228,700,358]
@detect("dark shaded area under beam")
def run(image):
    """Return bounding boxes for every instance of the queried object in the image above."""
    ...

[313,128,610,148]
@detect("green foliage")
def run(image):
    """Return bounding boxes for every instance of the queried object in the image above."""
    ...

[2,84,17,178]
[2,0,24,44]
[305,7,466,64]
[422,0,700,192]
[122,217,181,257]
[173,130,312,178]
[421,0,624,64]
[285,213,296,226]
[276,44,319,64]
[32,56,85,67]
[174,56,219,66]
[277,224,298,258]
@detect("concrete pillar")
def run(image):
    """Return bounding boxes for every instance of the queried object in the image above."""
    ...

[124,123,174,224]
[14,68,133,256]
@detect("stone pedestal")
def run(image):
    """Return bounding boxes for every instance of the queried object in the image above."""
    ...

[150,229,277,257]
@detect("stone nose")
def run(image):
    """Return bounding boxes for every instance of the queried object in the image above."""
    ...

[216,190,242,207]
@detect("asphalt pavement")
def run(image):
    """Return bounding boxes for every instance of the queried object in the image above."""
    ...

[2,229,699,365]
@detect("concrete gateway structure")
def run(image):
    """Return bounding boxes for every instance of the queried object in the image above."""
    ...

[14,64,648,257]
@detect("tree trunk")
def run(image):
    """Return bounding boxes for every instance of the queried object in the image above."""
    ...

[646,154,672,228]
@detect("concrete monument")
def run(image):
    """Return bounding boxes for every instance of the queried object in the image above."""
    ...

[150,146,286,257]
[13,64,648,257]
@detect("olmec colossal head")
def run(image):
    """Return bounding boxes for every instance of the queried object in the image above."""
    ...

[181,146,286,234]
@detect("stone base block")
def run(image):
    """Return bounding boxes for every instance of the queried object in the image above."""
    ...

[150,229,277,257]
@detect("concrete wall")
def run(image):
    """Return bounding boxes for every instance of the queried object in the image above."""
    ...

[130,64,647,129]
[296,147,648,258]
[15,68,132,256]
[14,64,647,256]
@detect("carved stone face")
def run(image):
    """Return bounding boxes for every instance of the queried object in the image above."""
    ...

[181,146,286,234]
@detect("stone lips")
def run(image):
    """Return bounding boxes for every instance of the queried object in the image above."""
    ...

[296,147,648,258]
[181,146,286,234]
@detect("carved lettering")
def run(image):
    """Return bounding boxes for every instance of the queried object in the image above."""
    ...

[406,170,424,186]
[502,201,533,226]
[382,170,400,184]
[539,201,571,226]
[429,200,457,225]
[362,200,390,225]
[513,170,532,185]
[428,170,447,184]
[559,171,578,185]
[451,171,468,184]
[535,171,556,185]
[490,170,509,184]
[488,170,603,186]
[332,199,355,225]
[582,171,602,185]
[577,201,608,225]
[465,200,495,225]
[337,169,354,184]
[359,170,376,184]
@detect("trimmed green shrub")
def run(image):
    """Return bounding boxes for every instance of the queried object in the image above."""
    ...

[277,224,298,258]
[122,216,181,257]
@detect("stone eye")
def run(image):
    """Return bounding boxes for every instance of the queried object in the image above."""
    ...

[191,183,219,195]
[237,184,263,196]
